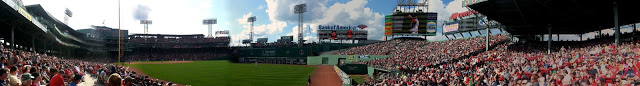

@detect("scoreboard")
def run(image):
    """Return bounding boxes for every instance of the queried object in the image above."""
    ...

[385,13,437,36]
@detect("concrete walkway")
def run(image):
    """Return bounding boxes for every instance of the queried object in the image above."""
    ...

[77,73,104,86]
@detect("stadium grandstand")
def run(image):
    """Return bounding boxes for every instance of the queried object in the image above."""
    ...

[351,0,640,86]
[0,1,186,86]
[126,34,230,61]
[3,0,640,85]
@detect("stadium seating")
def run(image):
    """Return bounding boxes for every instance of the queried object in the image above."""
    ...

[358,33,640,86]
[348,35,507,71]
[126,49,228,61]
[0,45,179,86]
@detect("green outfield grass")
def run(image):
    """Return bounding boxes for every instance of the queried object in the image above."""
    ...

[125,60,316,86]
[349,75,368,85]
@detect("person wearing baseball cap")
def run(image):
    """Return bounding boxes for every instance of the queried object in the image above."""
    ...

[20,73,34,86]
[30,72,40,86]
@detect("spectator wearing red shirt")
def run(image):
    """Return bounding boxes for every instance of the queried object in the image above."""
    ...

[49,68,64,86]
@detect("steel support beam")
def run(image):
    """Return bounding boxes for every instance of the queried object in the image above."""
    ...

[548,24,552,54]
[613,2,620,46]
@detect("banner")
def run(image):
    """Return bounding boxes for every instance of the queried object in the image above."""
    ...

[334,65,351,85]
[215,30,229,35]
[463,0,488,7]
[384,15,393,35]
[443,22,459,33]
[256,38,268,43]
[3,0,18,10]
[318,30,367,40]
[427,20,437,33]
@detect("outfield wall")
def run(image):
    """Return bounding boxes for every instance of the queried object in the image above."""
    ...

[334,65,352,86]
[306,55,390,65]
[308,55,389,78]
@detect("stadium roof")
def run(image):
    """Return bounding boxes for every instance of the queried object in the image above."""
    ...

[467,0,640,35]
[0,3,52,48]
[0,2,85,53]
[130,34,205,36]
[26,5,90,37]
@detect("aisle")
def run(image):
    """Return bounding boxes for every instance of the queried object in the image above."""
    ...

[77,73,104,86]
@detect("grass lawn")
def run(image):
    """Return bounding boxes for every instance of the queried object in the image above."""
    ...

[125,60,316,86]
[349,75,368,85]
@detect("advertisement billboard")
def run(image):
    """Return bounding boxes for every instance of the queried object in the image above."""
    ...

[462,0,488,7]
[317,25,368,40]
[384,13,437,36]
[215,30,229,35]
[384,15,393,35]
[318,30,367,40]
[242,39,251,44]
[256,38,268,43]
[443,22,459,33]
[280,36,293,42]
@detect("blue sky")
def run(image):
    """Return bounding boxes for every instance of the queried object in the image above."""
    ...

[24,0,477,46]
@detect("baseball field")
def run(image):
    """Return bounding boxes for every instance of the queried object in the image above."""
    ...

[124,60,316,86]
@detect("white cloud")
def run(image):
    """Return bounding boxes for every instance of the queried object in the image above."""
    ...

[257,5,265,10]
[24,0,216,36]
[258,0,387,45]
[286,25,317,43]
[265,0,328,23]
[231,12,288,45]
[444,0,468,13]
[285,25,299,37]
[424,0,470,41]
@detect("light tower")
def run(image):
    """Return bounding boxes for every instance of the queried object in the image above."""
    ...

[203,19,217,37]
[294,3,306,47]
[140,20,152,34]
[247,16,256,42]
[64,8,72,24]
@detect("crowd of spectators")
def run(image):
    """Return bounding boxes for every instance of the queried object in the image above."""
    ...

[126,49,228,61]
[0,43,183,86]
[0,44,90,86]
[358,33,640,86]
[128,37,229,43]
[352,35,507,71]
[335,39,401,55]
[92,63,177,86]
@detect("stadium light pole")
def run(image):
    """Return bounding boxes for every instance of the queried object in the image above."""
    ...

[140,20,152,34]
[248,17,256,42]
[295,3,306,47]
[203,19,217,38]
[118,0,121,66]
